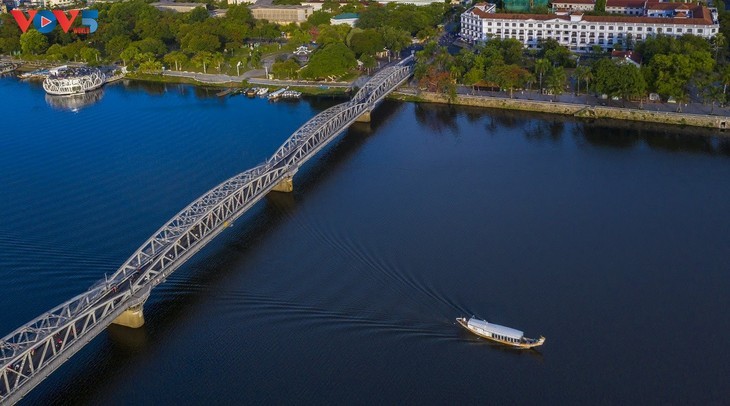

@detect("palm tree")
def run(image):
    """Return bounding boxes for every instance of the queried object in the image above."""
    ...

[534,58,550,94]
[192,51,213,74]
[713,33,727,63]
[164,51,187,71]
[574,65,593,100]
[722,65,730,106]
[210,52,224,73]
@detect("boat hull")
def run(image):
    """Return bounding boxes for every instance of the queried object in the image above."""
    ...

[456,318,545,349]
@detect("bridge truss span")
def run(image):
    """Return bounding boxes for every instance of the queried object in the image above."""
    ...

[0,59,414,405]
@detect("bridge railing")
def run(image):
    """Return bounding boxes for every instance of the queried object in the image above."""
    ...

[0,60,415,405]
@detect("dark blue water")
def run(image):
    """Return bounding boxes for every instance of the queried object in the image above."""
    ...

[1,77,729,404]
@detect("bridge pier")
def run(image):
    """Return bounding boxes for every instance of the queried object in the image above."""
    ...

[112,304,145,328]
[355,109,371,123]
[271,175,294,193]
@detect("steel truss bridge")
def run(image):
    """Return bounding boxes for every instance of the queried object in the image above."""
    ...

[0,57,414,405]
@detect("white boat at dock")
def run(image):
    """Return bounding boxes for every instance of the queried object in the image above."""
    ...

[268,87,301,100]
[456,316,545,349]
[267,87,287,100]
[256,87,268,96]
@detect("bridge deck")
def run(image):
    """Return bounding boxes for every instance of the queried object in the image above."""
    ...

[0,57,414,405]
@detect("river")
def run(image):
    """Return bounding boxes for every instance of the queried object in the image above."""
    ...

[1,77,729,404]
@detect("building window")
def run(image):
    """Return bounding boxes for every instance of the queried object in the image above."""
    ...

[687,28,692,33]
[637,27,642,31]
[697,29,703,33]
[666,28,672,32]
[618,26,623,31]
[599,26,605,30]
[519,23,524,27]
[537,24,542,28]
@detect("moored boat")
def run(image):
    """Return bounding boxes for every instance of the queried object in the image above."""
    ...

[456,316,545,349]
[42,67,105,96]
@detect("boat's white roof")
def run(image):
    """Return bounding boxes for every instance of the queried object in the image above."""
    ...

[468,318,523,339]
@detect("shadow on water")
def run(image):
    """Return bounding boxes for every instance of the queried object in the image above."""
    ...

[32,98,400,406]
[120,81,219,99]
[574,120,730,155]
[421,102,730,156]
[294,99,405,194]
[414,102,460,134]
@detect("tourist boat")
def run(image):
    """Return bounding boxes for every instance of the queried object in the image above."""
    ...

[42,67,105,96]
[256,87,268,96]
[456,316,545,349]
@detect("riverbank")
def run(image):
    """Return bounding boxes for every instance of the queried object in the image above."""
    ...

[391,91,729,131]
[127,72,349,96]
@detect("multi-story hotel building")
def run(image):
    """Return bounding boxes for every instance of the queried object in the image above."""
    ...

[461,2,719,52]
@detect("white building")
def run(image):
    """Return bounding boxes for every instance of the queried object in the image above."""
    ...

[605,0,644,15]
[460,3,718,52]
[552,0,594,13]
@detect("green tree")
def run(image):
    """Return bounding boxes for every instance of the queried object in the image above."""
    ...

[79,47,101,65]
[487,64,530,98]
[721,65,730,100]
[545,66,567,99]
[573,65,592,95]
[534,58,550,93]
[210,52,225,72]
[360,53,377,74]
[164,51,188,71]
[192,51,214,73]
[139,60,163,73]
[307,11,332,26]
[182,32,221,54]
[20,30,49,55]
[349,29,385,57]
[316,24,349,46]
[271,58,300,78]
[300,42,356,80]
[712,32,727,62]
[120,46,140,67]
[595,0,606,12]
[105,36,131,61]
[45,44,64,61]
[378,26,411,59]
[189,6,209,23]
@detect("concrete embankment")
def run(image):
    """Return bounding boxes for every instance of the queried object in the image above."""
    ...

[392,91,729,130]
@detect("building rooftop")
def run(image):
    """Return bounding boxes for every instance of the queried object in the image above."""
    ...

[552,0,595,5]
[332,12,359,19]
[466,5,715,25]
